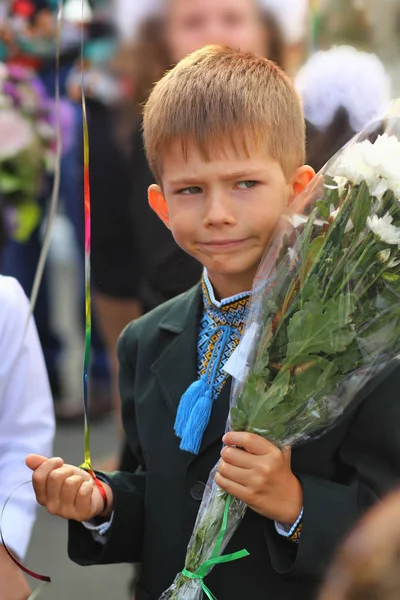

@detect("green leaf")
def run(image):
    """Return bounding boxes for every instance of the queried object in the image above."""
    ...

[316,199,330,220]
[230,407,247,432]
[235,373,268,422]
[332,340,363,374]
[300,235,326,293]
[247,370,291,431]
[258,357,340,444]
[351,181,372,237]
[284,294,356,367]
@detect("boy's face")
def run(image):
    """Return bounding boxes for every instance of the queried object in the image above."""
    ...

[149,141,314,298]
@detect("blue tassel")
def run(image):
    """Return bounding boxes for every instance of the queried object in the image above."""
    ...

[179,388,213,454]
[174,376,208,438]
[175,325,232,454]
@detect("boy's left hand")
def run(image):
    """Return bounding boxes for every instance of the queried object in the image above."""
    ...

[215,432,303,525]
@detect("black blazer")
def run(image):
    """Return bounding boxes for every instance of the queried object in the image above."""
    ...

[69,285,400,600]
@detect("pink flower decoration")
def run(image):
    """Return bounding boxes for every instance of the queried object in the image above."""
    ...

[0,109,34,159]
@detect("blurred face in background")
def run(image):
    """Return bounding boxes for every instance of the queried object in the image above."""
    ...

[166,0,267,63]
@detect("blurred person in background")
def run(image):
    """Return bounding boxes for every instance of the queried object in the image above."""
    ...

[295,46,392,172]
[0,274,55,600]
[259,0,309,74]
[66,0,142,435]
[0,0,112,420]
[319,489,400,600]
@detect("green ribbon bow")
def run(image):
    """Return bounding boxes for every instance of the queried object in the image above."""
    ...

[181,494,249,600]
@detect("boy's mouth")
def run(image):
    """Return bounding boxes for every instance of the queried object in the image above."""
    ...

[200,239,249,252]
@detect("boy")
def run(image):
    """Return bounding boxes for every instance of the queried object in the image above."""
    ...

[27,47,400,600]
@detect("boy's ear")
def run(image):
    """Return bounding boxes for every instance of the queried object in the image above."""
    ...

[289,166,315,203]
[148,184,170,228]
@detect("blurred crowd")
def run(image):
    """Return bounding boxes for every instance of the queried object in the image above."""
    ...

[0,0,400,598]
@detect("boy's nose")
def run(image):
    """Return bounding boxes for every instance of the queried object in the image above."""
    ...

[203,193,236,228]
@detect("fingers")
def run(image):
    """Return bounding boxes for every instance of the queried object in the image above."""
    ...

[221,446,253,469]
[215,471,248,502]
[26,454,50,471]
[61,475,88,507]
[31,457,64,505]
[75,480,96,518]
[30,457,96,520]
[223,432,278,456]
[47,465,77,507]
[218,459,250,487]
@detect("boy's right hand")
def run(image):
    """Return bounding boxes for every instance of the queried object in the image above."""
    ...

[26,455,113,522]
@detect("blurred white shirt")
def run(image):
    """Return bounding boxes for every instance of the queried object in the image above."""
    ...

[0,276,55,560]
[260,0,309,44]
[113,0,163,41]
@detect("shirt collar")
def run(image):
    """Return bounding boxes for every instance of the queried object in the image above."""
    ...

[202,268,251,309]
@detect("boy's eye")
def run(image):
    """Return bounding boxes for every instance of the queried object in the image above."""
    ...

[235,180,258,190]
[178,186,202,195]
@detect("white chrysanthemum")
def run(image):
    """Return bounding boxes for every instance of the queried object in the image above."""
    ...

[0,110,34,159]
[331,134,400,200]
[367,213,400,246]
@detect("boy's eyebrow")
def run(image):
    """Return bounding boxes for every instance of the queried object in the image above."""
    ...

[167,169,267,186]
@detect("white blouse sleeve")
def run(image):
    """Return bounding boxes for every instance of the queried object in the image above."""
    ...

[0,276,55,560]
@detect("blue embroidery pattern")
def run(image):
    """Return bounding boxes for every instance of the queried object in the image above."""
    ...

[197,272,251,395]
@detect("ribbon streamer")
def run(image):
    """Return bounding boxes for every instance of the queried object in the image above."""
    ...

[0,482,51,583]
[181,495,249,599]
[78,0,108,512]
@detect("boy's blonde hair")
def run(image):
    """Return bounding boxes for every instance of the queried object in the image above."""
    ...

[143,46,305,183]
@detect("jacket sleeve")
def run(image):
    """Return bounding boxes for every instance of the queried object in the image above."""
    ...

[264,364,400,580]
[68,324,146,565]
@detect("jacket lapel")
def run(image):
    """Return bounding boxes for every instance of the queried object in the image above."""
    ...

[151,285,202,417]
[151,283,232,458]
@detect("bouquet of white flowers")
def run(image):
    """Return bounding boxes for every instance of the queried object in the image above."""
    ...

[160,106,400,600]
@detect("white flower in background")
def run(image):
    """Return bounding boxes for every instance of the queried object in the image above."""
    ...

[367,213,400,246]
[0,109,34,159]
[331,134,400,201]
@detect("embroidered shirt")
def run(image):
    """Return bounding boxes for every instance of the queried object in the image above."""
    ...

[198,270,251,396]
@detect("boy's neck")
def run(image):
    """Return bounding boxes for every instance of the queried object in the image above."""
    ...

[206,270,254,301]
